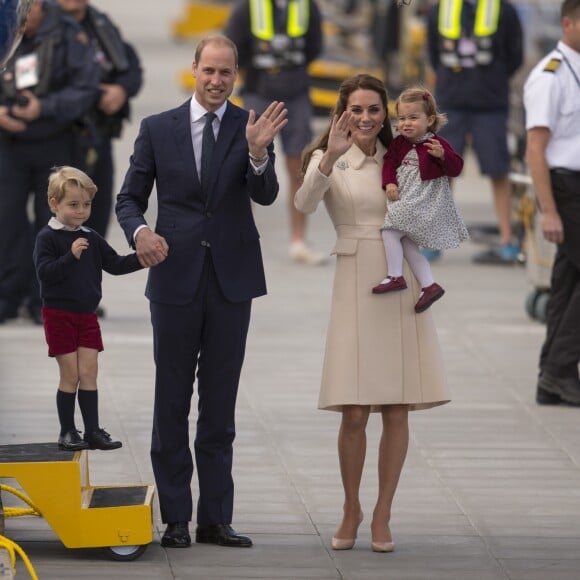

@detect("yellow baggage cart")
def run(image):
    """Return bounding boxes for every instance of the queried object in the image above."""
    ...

[0,443,154,562]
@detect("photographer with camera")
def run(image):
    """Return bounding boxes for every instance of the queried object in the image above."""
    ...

[57,0,143,249]
[0,0,100,325]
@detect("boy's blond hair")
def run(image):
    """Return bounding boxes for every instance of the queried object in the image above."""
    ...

[47,166,98,204]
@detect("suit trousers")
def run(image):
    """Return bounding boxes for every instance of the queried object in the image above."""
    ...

[539,171,580,379]
[149,252,252,525]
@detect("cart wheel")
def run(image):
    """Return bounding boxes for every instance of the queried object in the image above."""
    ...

[525,289,541,320]
[105,544,148,561]
[534,292,550,324]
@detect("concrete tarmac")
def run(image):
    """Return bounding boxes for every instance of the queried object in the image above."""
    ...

[2,2,580,578]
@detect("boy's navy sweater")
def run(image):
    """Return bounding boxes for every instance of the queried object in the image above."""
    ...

[33,225,142,314]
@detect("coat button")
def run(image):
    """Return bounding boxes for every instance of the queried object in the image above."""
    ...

[201,240,209,247]
[206,211,213,218]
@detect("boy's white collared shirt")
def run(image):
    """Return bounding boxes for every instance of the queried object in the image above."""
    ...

[48,217,90,232]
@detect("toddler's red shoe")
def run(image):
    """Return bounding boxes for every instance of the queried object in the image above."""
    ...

[372,276,407,294]
[414,283,445,313]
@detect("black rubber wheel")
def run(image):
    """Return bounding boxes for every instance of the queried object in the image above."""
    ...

[534,292,550,324]
[525,289,541,320]
[105,544,148,561]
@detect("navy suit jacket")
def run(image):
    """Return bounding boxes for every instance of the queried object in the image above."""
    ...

[116,99,279,304]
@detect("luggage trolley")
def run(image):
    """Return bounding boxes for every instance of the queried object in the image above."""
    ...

[511,172,556,323]
[0,443,154,562]
[503,1,560,306]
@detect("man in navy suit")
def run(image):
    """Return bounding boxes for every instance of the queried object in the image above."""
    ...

[115,35,287,549]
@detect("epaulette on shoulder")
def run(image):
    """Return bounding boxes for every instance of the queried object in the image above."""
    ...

[543,58,562,73]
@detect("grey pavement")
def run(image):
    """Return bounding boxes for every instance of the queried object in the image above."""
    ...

[2,2,580,579]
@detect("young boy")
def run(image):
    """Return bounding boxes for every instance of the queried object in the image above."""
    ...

[33,166,145,451]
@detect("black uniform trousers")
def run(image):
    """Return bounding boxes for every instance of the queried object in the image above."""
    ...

[83,135,114,238]
[539,170,580,379]
[149,252,251,526]
[0,133,75,314]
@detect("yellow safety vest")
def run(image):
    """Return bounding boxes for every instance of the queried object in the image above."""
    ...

[249,0,309,40]
[438,0,500,39]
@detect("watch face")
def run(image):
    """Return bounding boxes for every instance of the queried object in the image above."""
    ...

[0,0,34,67]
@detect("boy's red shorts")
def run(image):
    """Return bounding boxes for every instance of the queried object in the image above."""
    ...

[42,307,104,357]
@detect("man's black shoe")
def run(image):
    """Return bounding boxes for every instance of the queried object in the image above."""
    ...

[83,428,122,450]
[537,373,580,406]
[161,522,191,548]
[58,429,89,451]
[536,386,561,405]
[195,524,253,547]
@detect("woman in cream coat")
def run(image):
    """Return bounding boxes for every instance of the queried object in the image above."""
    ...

[295,75,450,553]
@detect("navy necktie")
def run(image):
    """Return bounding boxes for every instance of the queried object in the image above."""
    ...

[201,112,216,194]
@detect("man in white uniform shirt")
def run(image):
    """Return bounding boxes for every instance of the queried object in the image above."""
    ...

[523,0,580,406]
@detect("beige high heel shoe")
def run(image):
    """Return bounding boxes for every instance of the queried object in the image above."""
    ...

[331,537,356,550]
[371,521,394,552]
[331,512,364,551]
[371,540,395,553]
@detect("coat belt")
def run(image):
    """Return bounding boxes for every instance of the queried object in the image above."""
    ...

[336,225,382,240]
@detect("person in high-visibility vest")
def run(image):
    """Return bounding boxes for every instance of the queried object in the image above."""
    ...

[426,0,524,264]
[225,0,325,265]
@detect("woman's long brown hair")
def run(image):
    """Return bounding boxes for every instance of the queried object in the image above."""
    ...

[300,74,393,176]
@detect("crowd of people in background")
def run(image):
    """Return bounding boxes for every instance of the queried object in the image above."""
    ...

[0,0,563,326]
[0,0,142,325]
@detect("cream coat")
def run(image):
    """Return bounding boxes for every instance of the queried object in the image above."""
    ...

[295,144,450,412]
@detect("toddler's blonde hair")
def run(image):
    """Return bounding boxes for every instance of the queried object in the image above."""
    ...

[47,166,97,204]
[395,87,448,133]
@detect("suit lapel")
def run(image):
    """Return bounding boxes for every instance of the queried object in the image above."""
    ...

[172,99,201,192]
